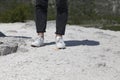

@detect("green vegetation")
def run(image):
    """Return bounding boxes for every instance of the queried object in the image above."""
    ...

[0,1,34,23]
[0,0,120,31]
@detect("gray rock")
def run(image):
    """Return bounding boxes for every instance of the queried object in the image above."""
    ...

[0,42,18,56]
[18,47,28,53]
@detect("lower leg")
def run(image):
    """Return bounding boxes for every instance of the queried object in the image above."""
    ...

[56,0,68,35]
[38,33,44,38]
[56,34,62,37]
[35,0,48,33]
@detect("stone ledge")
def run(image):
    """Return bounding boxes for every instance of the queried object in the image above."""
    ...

[0,42,18,56]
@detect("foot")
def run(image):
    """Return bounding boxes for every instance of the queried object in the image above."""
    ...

[55,36,66,49]
[31,36,44,47]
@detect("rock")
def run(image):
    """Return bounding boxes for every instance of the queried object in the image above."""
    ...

[18,47,28,53]
[0,42,18,56]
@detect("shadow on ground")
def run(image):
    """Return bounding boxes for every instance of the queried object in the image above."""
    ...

[0,32,6,37]
[45,40,100,47]
[1,32,100,47]
[0,32,31,39]
[6,36,32,39]
[65,40,100,47]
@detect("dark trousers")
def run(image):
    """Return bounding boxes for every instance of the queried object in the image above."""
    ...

[35,0,68,35]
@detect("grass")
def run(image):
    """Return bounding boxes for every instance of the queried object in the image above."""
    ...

[102,25,120,31]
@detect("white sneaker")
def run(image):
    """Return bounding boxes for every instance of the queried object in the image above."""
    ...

[31,36,44,47]
[55,36,66,49]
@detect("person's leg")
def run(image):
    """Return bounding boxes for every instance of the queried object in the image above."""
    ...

[56,0,68,36]
[55,0,68,49]
[31,0,48,47]
[35,0,48,37]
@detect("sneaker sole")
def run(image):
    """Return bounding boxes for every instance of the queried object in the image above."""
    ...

[31,44,45,47]
[57,47,66,49]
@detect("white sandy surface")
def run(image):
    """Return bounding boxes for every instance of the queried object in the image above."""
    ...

[0,21,120,80]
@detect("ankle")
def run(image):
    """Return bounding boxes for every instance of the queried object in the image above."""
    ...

[56,34,63,38]
[38,33,44,38]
